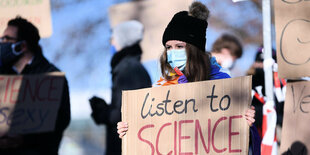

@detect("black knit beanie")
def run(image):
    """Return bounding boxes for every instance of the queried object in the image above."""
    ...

[162,11,208,51]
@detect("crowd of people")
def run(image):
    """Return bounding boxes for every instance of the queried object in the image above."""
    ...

[0,1,291,155]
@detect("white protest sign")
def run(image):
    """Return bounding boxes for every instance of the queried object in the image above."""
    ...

[274,0,310,78]
[122,76,251,154]
[0,73,65,135]
[0,0,52,38]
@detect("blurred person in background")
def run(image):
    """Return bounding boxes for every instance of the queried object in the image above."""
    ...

[89,20,152,155]
[0,16,71,155]
[210,34,243,76]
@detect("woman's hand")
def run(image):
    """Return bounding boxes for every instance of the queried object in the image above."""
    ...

[117,122,128,139]
[245,106,256,127]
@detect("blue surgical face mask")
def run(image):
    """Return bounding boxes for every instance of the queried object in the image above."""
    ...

[221,57,234,69]
[167,49,187,71]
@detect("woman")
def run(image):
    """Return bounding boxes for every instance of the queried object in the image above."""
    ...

[118,2,260,154]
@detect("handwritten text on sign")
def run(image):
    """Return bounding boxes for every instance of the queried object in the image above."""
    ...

[122,76,251,155]
[0,73,64,135]
[0,0,52,38]
[280,81,310,154]
[274,0,310,78]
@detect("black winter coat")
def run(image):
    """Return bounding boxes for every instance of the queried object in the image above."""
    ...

[0,48,71,155]
[91,43,152,155]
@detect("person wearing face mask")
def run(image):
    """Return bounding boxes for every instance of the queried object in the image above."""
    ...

[0,40,23,68]
[89,20,152,155]
[0,16,71,155]
[210,34,243,76]
[117,2,261,154]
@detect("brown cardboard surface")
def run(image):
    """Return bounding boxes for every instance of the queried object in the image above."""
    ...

[280,81,310,154]
[0,0,52,38]
[109,0,193,61]
[121,76,251,155]
[0,73,65,135]
[274,0,310,78]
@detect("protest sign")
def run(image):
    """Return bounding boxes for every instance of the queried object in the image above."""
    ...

[0,72,65,135]
[0,0,52,38]
[109,0,193,61]
[122,76,251,155]
[280,81,310,154]
[274,0,310,78]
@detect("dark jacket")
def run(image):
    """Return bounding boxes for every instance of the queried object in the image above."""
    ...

[91,43,152,155]
[0,48,71,155]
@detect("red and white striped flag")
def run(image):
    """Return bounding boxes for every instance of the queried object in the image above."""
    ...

[273,71,285,102]
[261,100,277,155]
[281,78,287,99]
[273,64,285,102]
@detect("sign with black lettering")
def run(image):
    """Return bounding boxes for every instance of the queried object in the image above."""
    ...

[0,73,64,135]
[274,0,310,78]
[121,76,251,154]
[109,0,193,61]
[0,0,52,38]
[280,81,310,154]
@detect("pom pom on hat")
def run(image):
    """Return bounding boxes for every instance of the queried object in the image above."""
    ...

[189,1,210,21]
[162,2,209,51]
[112,20,144,50]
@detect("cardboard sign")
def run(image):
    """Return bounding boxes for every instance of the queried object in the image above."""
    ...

[122,76,251,155]
[109,0,193,61]
[274,0,310,78]
[280,81,310,154]
[0,73,65,135]
[0,0,52,38]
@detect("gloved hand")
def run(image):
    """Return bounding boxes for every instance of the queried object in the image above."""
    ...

[89,96,109,124]
[89,96,108,111]
[178,75,188,84]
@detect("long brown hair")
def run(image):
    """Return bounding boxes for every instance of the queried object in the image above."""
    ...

[160,43,211,82]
